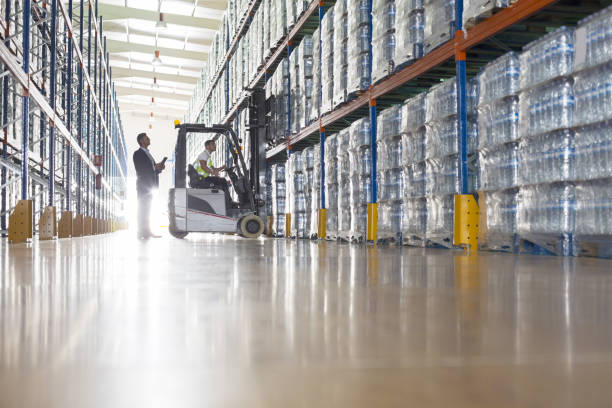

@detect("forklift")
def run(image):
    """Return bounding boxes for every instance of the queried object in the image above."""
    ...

[167,121,265,239]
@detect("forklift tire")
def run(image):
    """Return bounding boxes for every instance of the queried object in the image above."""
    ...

[239,214,264,238]
[169,225,188,239]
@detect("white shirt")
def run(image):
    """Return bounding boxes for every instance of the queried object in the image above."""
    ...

[198,150,211,164]
[140,147,155,170]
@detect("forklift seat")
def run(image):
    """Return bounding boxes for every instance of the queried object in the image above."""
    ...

[188,165,217,189]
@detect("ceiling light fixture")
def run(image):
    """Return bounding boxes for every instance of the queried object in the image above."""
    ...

[151,77,160,89]
[149,112,156,122]
[151,97,156,107]
[152,50,162,66]
[156,12,168,29]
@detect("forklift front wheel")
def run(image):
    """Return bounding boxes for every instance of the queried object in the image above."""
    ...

[169,225,189,239]
[239,214,264,238]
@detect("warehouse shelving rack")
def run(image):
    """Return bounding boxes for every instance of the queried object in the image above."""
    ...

[189,0,608,248]
[0,0,128,241]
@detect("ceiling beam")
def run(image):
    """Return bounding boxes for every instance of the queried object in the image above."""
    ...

[115,85,193,102]
[106,39,208,62]
[102,24,214,48]
[110,66,198,85]
[196,0,228,10]
[117,102,186,115]
[98,4,221,30]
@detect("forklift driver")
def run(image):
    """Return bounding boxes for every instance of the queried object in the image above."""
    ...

[194,139,233,205]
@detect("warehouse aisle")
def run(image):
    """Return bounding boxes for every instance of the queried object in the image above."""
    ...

[1,233,612,407]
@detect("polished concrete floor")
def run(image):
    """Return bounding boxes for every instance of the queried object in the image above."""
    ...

[1,232,612,407]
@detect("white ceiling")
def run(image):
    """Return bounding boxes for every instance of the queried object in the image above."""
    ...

[79,0,226,122]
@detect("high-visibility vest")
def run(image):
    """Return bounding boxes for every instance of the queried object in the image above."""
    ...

[194,154,214,178]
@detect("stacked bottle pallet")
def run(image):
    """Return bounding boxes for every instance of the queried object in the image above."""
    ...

[266,59,291,146]
[337,129,353,240]
[265,166,274,224]
[477,52,521,252]
[517,27,576,256]
[349,118,372,242]
[292,36,314,132]
[395,0,424,68]
[324,135,339,239]
[288,152,308,237]
[423,0,455,55]
[310,27,322,123]
[371,0,396,83]
[377,105,403,242]
[271,163,287,236]
[573,7,612,256]
[463,0,517,29]
[424,78,478,248]
[276,0,289,45]
[287,0,310,29]
[401,93,428,247]
[333,0,349,108]
[302,147,316,238]
[347,0,371,98]
[321,8,335,114]
[309,143,322,238]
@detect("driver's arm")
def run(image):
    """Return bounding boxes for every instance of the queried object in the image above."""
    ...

[199,160,218,176]
[213,164,226,171]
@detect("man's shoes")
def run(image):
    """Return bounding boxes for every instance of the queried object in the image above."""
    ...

[138,233,162,239]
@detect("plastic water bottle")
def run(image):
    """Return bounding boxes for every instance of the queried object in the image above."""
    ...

[519,26,574,90]
[426,78,457,122]
[478,52,520,106]
[402,93,427,131]
[519,78,574,138]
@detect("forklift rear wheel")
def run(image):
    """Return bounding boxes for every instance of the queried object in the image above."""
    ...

[239,215,264,238]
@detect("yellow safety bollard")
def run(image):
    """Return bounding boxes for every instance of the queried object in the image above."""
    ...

[58,211,73,238]
[317,209,327,240]
[285,213,291,238]
[39,206,57,241]
[73,214,84,237]
[367,203,378,242]
[83,216,93,236]
[266,215,274,237]
[454,194,479,251]
[8,200,33,244]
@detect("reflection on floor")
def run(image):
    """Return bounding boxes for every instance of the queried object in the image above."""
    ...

[1,232,612,407]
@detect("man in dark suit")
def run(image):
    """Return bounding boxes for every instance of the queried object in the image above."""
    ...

[133,132,165,238]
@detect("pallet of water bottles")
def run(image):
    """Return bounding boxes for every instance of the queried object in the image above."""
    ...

[477,233,612,259]
[463,0,519,29]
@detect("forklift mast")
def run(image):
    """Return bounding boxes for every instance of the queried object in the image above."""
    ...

[248,89,268,216]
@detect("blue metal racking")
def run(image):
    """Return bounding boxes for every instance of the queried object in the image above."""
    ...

[0,0,128,236]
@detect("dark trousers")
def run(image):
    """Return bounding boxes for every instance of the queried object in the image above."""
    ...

[137,194,152,237]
